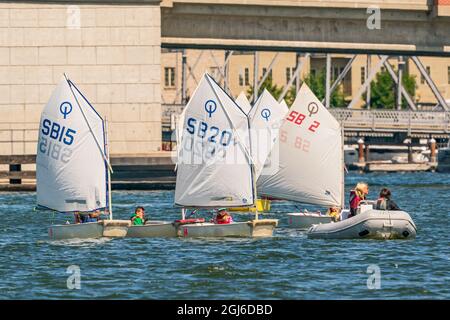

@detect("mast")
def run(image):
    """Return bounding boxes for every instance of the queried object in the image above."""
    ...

[105,117,113,220]
[340,125,345,210]
[247,116,258,220]
[64,74,113,174]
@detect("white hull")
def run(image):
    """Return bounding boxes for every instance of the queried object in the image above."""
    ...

[49,219,277,239]
[307,210,417,240]
[177,219,278,238]
[126,220,177,238]
[49,221,104,240]
[287,213,333,230]
[49,220,131,240]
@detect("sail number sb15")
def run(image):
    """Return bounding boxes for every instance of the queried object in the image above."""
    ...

[39,118,77,164]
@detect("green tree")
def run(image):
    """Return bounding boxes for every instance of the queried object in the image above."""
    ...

[285,69,346,108]
[368,69,417,109]
[247,75,283,102]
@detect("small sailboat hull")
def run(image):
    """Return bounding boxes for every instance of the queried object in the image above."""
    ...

[126,220,177,238]
[49,222,104,240]
[287,213,333,230]
[307,210,417,240]
[177,219,278,238]
[102,220,130,237]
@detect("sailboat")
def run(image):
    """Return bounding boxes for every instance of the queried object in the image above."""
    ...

[39,76,130,240]
[174,73,278,237]
[235,91,252,115]
[258,84,341,229]
[230,90,288,212]
[258,84,416,239]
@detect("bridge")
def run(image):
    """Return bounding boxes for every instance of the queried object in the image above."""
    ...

[161,0,450,56]
[161,105,450,141]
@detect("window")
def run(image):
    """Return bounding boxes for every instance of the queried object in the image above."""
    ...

[311,69,316,77]
[421,66,430,84]
[209,67,219,79]
[244,68,250,85]
[286,67,295,84]
[239,72,244,86]
[360,67,366,84]
[262,68,272,80]
[333,67,339,80]
[447,66,450,84]
[164,67,175,87]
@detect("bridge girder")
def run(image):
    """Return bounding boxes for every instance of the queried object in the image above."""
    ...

[162,1,450,57]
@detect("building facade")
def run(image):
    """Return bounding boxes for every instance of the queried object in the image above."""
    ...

[0,0,162,156]
[162,50,450,108]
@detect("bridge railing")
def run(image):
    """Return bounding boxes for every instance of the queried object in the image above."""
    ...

[162,104,450,133]
[330,109,450,133]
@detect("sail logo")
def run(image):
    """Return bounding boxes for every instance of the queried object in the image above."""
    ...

[60,101,73,119]
[261,108,271,121]
[204,100,217,118]
[307,102,319,117]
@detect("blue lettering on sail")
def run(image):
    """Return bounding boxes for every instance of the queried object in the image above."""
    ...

[185,117,232,146]
[59,102,73,119]
[41,118,77,146]
[39,118,77,163]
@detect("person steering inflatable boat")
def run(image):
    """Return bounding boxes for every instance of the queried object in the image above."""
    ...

[375,188,401,211]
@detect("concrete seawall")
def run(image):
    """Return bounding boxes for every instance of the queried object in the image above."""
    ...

[0,152,176,191]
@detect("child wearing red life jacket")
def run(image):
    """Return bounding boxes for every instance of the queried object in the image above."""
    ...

[213,208,233,224]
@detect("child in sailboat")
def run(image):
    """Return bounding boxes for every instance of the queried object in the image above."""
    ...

[349,182,369,217]
[213,208,233,224]
[131,206,146,225]
[327,207,341,222]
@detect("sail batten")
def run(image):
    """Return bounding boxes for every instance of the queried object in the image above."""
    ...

[36,78,108,213]
[258,84,344,208]
[174,74,255,208]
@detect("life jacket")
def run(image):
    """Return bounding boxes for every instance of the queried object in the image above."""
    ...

[376,198,388,210]
[349,190,362,216]
[214,214,233,224]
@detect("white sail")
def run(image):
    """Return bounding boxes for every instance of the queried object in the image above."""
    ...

[175,74,255,207]
[258,84,344,208]
[36,78,108,212]
[247,89,288,178]
[279,99,288,110]
[235,91,252,115]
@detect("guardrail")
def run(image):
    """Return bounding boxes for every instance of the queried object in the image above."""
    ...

[162,105,450,134]
[330,109,450,133]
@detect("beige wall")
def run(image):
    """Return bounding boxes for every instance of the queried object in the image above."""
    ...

[0,1,162,156]
[162,50,450,108]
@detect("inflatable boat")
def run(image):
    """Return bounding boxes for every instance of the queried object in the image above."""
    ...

[287,212,333,230]
[307,209,417,240]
